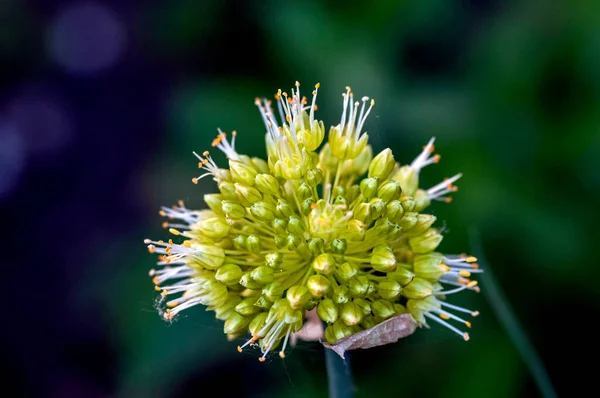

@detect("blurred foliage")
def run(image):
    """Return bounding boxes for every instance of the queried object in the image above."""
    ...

[3,0,599,396]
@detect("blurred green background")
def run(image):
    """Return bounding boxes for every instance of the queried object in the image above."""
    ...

[2,0,598,396]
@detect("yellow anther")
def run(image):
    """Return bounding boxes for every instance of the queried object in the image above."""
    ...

[279,351,285,359]
[169,228,181,236]
[439,313,450,320]
[237,346,243,353]
[465,321,472,328]
[466,256,477,263]
[459,270,471,277]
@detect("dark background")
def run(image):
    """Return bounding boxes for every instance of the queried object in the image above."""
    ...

[2,0,598,397]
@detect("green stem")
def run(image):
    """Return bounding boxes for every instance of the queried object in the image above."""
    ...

[325,345,354,398]
[469,228,556,398]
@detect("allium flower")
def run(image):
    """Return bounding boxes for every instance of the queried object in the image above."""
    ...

[145,82,481,361]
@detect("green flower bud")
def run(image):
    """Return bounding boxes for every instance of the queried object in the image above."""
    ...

[276,199,293,218]
[204,194,225,216]
[254,173,280,196]
[404,214,437,237]
[378,279,402,300]
[332,319,354,341]
[394,303,408,315]
[377,180,401,203]
[215,263,243,285]
[336,261,358,281]
[324,324,337,344]
[346,219,365,241]
[235,297,261,316]
[353,298,372,315]
[361,315,378,329]
[223,312,252,337]
[332,285,350,304]
[218,181,237,200]
[367,280,378,295]
[413,253,446,281]
[393,165,418,196]
[407,296,440,324]
[348,144,373,176]
[333,195,347,207]
[340,302,364,326]
[301,198,315,215]
[387,267,415,286]
[345,184,361,204]
[306,274,331,298]
[401,197,416,212]
[213,296,242,320]
[249,312,269,335]
[287,215,305,236]
[286,234,301,250]
[385,200,404,222]
[251,266,274,284]
[370,245,396,272]
[264,251,283,268]
[306,168,323,187]
[274,235,287,249]
[229,159,257,186]
[371,299,395,319]
[318,143,339,172]
[413,190,431,212]
[353,203,372,224]
[308,237,325,255]
[369,198,385,219]
[232,235,246,251]
[240,272,264,289]
[298,182,313,201]
[402,277,434,299]
[250,201,276,222]
[251,157,270,174]
[317,298,339,323]
[221,200,246,220]
[193,244,225,269]
[262,281,285,302]
[331,238,347,254]
[360,177,378,200]
[409,229,443,254]
[312,253,336,275]
[348,275,370,297]
[272,218,287,234]
[197,217,230,240]
[246,235,261,254]
[368,148,395,180]
[234,183,262,205]
[286,285,311,309]
[254,295,273,309]
[398,212,418,230]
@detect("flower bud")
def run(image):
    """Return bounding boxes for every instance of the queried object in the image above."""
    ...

[336,261,358,281]
[385,200,404,222]
[348,145,372,176]
[413,253,446,281]
[332,319,354,341]
[251,157,270,174]
[286,285,311,309]
[276,199,293,218]
[229,159,257,186]
[254,295,273,309]
[197,217,230,240]
[312,253,336,275]
[324,324,336,344]
[221,200,246,220]
[235,297,261,316]
[254,173,280,196]
[286,234,301,250]
[348,275,370,297]
[402,277,434,299]
[307,274,331,298]
[317,298,338,323]
[246,235,261,254]
[308,237,325,255]
[264,251,283,268]
[407,296,440,324]
[332,285,350,304]
[239,272,263,289]
[301,198,315,215]
[370,245,396,272]
[262,281,285,302]
[218,181,237,200]
[250,201,276,222]
[413,190,431,212]
[298,182,313,201]
[340,302,364,326]
[194,244,225,269]
[234,183,262,205]
[251,266,274,284]
[287,216,305,236]
[377,180,401,203]
[361,315,378,329]
[346,219,365,241]
[331,238,347,254]
[232,235,246,250]
[387,267,415,286]
[398,212,418,230]
[360,177,378,200]
[333,195,347,207]
[404,214,437,237]
[274,235,287,249]
[318,143,339,172]
[377,279,402,300]
[371,299,395,319]
[401,197,416,212]
[249,312,269,335]
[223,312,252,335]
[393,165,418,196]
[353,298,371,315]
[368,148,395,180]
[369,198,385,219]
[353,203,372,224]
[272,218,287,235]
[213,296,242,320]
[409,229,443,253]
[306,168,323,187]
[215,263,243,285]
[394,303,408,315]
[204,194,225,216]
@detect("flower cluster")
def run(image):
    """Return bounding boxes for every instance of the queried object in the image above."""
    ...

[145,82,481,361]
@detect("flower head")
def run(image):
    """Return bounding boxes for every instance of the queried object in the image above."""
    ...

[145,82,481,361]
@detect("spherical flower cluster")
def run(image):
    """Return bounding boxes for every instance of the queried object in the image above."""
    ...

[145,82,481,361]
